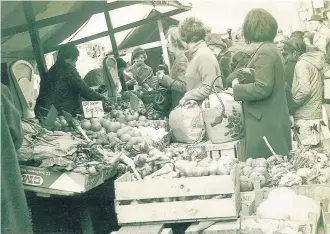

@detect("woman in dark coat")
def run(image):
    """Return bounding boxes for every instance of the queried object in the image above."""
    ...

[1,84,33,233]
[231,8,292,159]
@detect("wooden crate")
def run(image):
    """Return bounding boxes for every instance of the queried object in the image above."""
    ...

[322,199,330,234]
[185,220,240,234]
[201,139,244,161]
[240,186,321,234]
[111,224,172,234]
[114,167,240,225]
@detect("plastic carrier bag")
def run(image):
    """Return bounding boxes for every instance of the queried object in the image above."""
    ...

[169,100,205,143]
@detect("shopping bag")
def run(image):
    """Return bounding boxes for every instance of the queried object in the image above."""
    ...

[169,100,205,143]
[202,91,244,144]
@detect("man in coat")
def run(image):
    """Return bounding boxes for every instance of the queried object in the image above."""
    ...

[1,84,33,233]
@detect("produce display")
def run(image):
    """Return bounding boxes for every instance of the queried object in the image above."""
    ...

[239,147,330,192]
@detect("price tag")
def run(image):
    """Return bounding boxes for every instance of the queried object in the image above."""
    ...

[82,101,105,119]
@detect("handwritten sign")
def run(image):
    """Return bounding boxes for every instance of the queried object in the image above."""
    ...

[82,101,105,119]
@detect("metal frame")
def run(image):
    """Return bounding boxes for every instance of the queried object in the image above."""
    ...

[2,0,191,83]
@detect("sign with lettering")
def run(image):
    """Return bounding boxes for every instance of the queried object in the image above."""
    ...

[82,101,105,118]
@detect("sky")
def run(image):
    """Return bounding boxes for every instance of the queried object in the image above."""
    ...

[62,0,304,51]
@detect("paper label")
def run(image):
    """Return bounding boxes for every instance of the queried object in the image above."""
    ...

[82,101,104,118]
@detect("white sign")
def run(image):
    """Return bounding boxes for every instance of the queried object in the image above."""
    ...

[82,101,105,118]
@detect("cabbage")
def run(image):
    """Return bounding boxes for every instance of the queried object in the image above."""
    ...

[267,187,297,201]
[256,199,291,219]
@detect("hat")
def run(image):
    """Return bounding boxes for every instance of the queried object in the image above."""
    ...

[132,47,147,61]
[309,14,325,22]
[206,33,227,49]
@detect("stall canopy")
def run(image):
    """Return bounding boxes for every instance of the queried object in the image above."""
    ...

[118,9,178,50]
[1,1,191,59]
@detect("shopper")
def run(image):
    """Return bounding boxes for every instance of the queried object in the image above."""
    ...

[1,84,33,234]
[286,39,325,146]
[178,17,222,104]
[206,33,233,88]
[232,8,292,159]
[35,44,106,118]
[274,32,288,55]
[309,14,330,53]
[156,26,188,109]
[290,30,304,41]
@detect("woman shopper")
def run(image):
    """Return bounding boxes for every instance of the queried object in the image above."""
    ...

[1,84,33,234]
[35,44,106,118]
[232,8,292,159]
[156,26,188,109]
[285,39,325,146]
[177,17,222,104]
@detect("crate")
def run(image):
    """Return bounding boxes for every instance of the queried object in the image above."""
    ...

[114,166,240,225]
[240,185,321,234]
[185,220,240,234]
[322,199,330,234]
[202,139,244,161]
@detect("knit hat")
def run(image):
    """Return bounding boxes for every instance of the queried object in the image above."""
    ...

[309,14,325,22]
[132,47,147,61]
[206,33,227,49]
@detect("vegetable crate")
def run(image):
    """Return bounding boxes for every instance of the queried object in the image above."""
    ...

[114,167,240,225]
[201,139,245,161]
[185,219,240,234]
[240,184,321,234]
[322,199,330,234]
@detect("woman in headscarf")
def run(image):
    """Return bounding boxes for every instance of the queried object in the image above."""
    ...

[177,17,222,104]
[231,8,292,159]
[156,26,188,109]
[284,38,325,146]
[1,84,33,234]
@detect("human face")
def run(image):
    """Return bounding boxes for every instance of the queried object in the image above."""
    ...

[208,45,222,57]
[303,37,312,46]
[282,50,298,63]
[134,55,145,66]
[274,35,286,53]
[309,20,320,32]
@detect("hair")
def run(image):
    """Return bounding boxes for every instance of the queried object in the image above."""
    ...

[242,8,278,43]
[290,31,304,40]
[179,17,206,43]
[57,44,79,61]
[283,38,306,55]
[166,26,185,50]
[303,31,314,44]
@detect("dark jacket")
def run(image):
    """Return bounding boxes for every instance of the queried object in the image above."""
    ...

[35,60,104,117]
[284,60,297,115]
[217,50,233,86]
[233,42,292,159]
[1,84,33,234]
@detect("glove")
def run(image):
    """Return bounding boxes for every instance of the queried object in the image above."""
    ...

[232,78,239,88]
[179,97,186,105]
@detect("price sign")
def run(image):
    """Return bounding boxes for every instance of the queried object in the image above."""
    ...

[82,101,105,119]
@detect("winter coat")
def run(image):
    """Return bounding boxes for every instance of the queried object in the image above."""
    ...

[1,84,33,234]
[35,60,105,118]
[284,60,297,115]
[292,51,325,120]
[183,41,222,102]
[217,50,233,87]
[233,42,291,160]
[314,25,330,53]
[159,52,188,109]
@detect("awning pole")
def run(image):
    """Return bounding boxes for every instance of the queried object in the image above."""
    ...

[22,1,47,79]
[157,20,170,71]
[104,11,119,58]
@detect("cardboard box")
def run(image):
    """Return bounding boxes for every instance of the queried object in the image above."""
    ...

[20,166,104,193]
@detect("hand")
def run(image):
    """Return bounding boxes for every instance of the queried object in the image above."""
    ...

[290,116,294,127]
[179,97,186,105]
[156,70,165,80]
[225,88,234,95]
[232,78,239,87]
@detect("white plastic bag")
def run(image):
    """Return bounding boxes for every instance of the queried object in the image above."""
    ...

[169,101,205,143]
[202,92,244,144]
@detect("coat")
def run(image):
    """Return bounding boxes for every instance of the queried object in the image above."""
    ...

[1,84,33,233]
[292,51,324,120]
[313,24,330,53]
[233,42,292,159]
[35,60,104,118]
[183,41,222,102]
[159,52,188,109]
